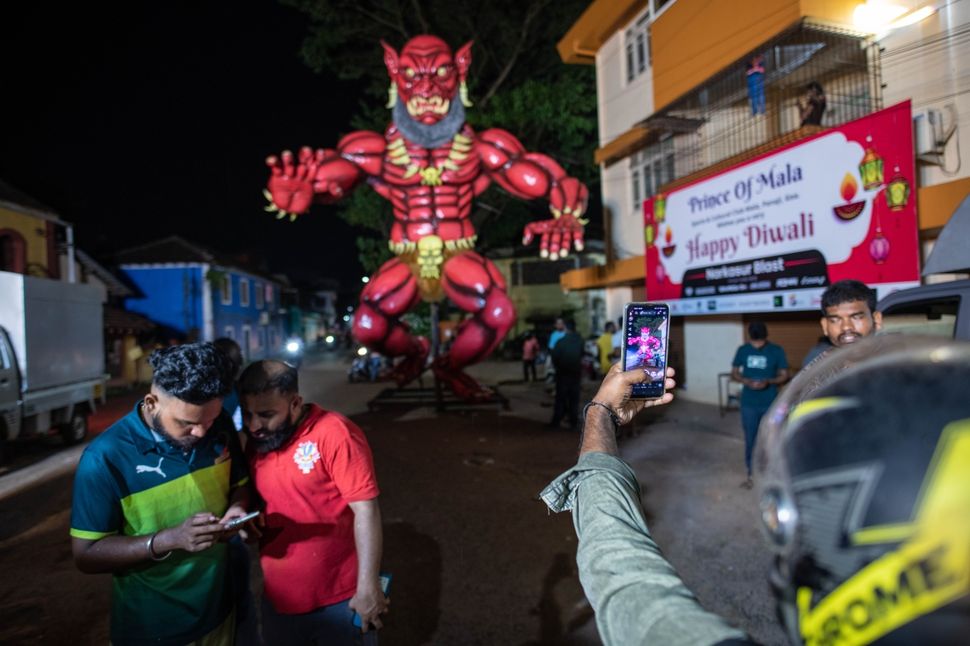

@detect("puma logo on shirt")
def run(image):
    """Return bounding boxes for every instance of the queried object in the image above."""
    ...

[135,457,167,479]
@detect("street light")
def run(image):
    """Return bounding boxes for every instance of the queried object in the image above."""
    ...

[361,276,370,284]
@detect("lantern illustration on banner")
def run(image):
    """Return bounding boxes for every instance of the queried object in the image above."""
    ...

[859,136,884,190]
[644,207,656,245]
[870,229,890,264]
[654,193,667,223]
[885,165,911,211]
[869,196,890,264]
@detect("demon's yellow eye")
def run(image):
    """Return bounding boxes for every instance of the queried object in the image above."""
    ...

[436,66,449,77]
[404,68,416,79]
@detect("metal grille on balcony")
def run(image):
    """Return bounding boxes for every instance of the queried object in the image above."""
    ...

[643,21,883,185]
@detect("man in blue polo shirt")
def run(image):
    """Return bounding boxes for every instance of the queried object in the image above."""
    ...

[71,343,253,646]
[731,321,788,489]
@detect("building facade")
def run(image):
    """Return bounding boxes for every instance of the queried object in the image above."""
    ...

[559,0,969,403]
[492,245,608,343]
[117,236,285,361]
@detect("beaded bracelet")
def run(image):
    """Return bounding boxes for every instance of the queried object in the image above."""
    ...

[147,532,172,561]
[583,401,621,431]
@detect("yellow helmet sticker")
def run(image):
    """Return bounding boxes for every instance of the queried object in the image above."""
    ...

[797,419,970,646]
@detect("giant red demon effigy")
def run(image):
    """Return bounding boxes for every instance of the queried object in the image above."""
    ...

[264,35,588,400]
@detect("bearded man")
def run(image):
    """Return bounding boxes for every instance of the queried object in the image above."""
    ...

[239,360,386,644]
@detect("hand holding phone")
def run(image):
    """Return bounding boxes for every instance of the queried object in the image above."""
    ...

[353,573,392,629]
[621,302,671,399]
[223,510,260,531]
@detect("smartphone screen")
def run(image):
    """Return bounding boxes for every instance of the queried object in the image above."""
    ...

[622,302,670,399]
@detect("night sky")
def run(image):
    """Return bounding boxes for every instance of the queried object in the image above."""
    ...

[1,2,366,288]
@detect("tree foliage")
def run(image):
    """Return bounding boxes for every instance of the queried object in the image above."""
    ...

[280,0,599,272]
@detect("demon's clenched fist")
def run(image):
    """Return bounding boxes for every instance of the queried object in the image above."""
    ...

[265,35,589,400]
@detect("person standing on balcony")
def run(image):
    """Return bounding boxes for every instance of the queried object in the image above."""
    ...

[799,81,826,126]
[745,54,766,116]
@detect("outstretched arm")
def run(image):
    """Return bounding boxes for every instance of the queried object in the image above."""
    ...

[477,128,588,260]
[540,366,752,645]
[264,130,385,220]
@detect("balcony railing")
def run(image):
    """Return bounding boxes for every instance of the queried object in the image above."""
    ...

[643,21,882,184]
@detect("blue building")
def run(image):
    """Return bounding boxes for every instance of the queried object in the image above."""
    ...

[115,236,286,360]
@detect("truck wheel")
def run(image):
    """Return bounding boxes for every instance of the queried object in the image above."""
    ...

[60,412,89,446]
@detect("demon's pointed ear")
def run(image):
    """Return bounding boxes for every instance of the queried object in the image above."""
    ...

[455,41,473,78]
[381,40,400,77]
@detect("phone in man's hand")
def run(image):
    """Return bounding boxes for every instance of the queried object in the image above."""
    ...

[223,510,260,530]
[621,302,671,400]
[353,573,392,628]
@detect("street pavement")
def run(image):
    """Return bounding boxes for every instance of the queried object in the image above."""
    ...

[0,353,786,645]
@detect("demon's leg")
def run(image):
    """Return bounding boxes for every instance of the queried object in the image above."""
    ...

[352,257,428,385]
[436,251,516,400]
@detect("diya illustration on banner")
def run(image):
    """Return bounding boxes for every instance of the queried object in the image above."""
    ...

[262,35,589,400]
[644,102,919,315]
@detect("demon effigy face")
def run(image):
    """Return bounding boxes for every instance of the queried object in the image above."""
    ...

[382,35,472,125]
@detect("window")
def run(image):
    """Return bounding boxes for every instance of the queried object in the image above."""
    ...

[255,281,264,309]
[880,298,959,338]
[632,167,642,209]
[265,284,274,307]
[239,278,250,307]
[625,12,650,83]
[224,326,235,340]
[631,137,676,209]
[220,275,232,305]
[0,230,27,274]
[0,330,11,369]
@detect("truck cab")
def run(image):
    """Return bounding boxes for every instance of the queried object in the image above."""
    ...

[0,328,19,440]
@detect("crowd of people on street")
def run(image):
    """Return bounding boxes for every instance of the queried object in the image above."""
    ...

[68,276,968,646]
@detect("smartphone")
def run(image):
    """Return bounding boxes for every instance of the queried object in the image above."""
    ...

[622,302,671,399]
[223,510,260,530]
[353,573,392,628]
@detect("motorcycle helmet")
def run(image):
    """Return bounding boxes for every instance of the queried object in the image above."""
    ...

[755,336,970,645]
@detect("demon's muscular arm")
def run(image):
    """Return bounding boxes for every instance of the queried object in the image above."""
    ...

[264,131,386,219]
[476,128,589,260]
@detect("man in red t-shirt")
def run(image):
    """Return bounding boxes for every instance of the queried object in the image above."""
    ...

[238,360,387,644]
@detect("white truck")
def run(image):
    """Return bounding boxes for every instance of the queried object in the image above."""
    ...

[0,271,106,462]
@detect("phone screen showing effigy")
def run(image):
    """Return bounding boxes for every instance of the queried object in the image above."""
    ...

[622,302,670,399]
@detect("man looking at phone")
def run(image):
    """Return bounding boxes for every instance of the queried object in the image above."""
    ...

[70,343,252,646]
[238,360,387,644]
[803,279,883,365]
[730,321,788,488]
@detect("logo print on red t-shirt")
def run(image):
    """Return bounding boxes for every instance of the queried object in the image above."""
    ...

[293,440,321,474]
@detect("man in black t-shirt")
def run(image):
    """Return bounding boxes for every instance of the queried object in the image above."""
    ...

[549,319,584,430]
